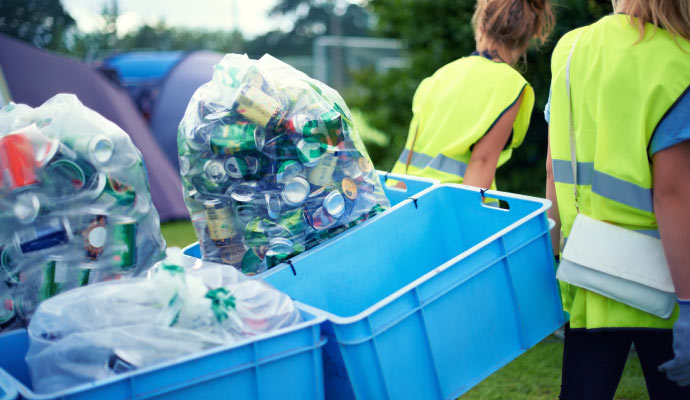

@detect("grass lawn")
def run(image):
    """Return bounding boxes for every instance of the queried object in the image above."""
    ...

[161,220,198,249]
[160,221,650,400]
[463,335,648,399]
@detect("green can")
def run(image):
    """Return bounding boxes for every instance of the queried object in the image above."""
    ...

[264,237,295,268]
[37,260,57,300]
[241,248,268,276]
[210,123,265,155]
[0,244,18,284]
[320,108,342,144]
[103,176,136,206]
[50,260,90,297]
[112,221,137,269]
[276,160,303,184]
[223,155,260,180]
[296,139,326,167]
[273,208,307,240]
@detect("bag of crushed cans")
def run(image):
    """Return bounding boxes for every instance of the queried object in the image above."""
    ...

[179,54,390,275]
[0,94,166,332]
[25,249,302,393]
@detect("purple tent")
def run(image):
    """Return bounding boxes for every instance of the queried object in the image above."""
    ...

[0,34,188,221]
[149,50,224,171]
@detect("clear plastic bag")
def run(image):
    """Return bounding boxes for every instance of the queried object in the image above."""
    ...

[0,94,166,331]
[179,54,390,275]
[25,249,302,394]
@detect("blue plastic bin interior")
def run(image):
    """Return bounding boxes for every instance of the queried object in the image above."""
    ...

[261,184,565,400]
[376,170,438,207]
[0,309,326,400]
[0,370,17,400]
[182,170,438,260]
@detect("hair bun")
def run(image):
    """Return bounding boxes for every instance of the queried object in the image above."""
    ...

[526,0,547,10]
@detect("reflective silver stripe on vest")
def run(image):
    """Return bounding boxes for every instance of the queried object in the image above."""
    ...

[552,159,653,213]
[398,149,468,179]
[634,229,660,239]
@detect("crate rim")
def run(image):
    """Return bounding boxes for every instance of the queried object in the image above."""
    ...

[0,368,17,400]
[375,170,440,186]
[266,183,552,325]
[1,309,326,399]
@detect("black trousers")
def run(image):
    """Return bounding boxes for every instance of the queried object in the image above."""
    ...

[559,323,690,400]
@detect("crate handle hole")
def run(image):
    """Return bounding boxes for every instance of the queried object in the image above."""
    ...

[480,195,511,211]
[384,179,407,193]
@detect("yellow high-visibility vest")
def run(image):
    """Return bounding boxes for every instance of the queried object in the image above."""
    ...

[550,14,690,329]
[391,55,534,188]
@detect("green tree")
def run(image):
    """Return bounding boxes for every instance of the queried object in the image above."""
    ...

[246,1,372,58]
[349,0,612,196]
[0,0,74,50]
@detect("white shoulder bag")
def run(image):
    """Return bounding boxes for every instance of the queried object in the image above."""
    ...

[554,34,676,319]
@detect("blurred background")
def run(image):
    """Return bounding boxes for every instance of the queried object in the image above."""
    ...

[1,2,654,398]
[0,0,615,203]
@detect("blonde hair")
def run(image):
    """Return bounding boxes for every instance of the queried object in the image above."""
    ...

[472,0,555,62]
[612,0,690,42]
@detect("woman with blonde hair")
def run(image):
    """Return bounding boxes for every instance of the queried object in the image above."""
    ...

[391,0,553,189]
[545,0,690,397]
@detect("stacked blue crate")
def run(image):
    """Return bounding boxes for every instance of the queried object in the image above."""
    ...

[262,184,565,399]
[0,310,326,400]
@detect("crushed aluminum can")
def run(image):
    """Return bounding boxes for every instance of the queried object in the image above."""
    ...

[281,176,309,207]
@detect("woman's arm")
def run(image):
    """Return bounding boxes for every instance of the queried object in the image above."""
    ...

[545,130,562,256]
[462,90,524,188]
[653,140,690,298]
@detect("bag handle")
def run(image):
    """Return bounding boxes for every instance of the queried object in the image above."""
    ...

[566,33,584,213]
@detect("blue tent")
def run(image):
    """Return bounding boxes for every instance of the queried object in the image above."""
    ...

[104,51,185,87]
[150,51,224,171]
[103,50,224,172]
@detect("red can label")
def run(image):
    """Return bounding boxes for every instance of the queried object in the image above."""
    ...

[0,133,38,189]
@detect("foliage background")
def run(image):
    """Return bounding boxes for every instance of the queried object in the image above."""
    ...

[347,0,613,196]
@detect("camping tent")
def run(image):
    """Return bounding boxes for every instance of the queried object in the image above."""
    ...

[148,51,223,171]
[0,34,189,221]
[102,51,185,121]
[102,50,223,172]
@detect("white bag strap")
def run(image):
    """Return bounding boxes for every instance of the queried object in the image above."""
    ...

[566,33,584,213]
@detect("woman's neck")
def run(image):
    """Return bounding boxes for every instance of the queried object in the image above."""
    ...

[475,46,518,65]
[475,34,521,65]
[616,0,632,14]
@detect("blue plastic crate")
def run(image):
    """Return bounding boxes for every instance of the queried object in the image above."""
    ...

[376,170,438,207]
[0,309,326,400]
[181,170,438,260]
[0,370,17,400]
[261,184,565,399]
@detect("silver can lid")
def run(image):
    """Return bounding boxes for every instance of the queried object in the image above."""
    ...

[14,192,40,224]
[268,237,294,255]
[202,198,225,209]
[223,156,247,179]
[323,190,345,218]
[230,181,258,203]
[204,159,227,183]
[282,176,309,206]
[179,156,191,176]
[254,127,266,151]
[89,135,114,165]
[265,193,281,220]
[276,160,303,184]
